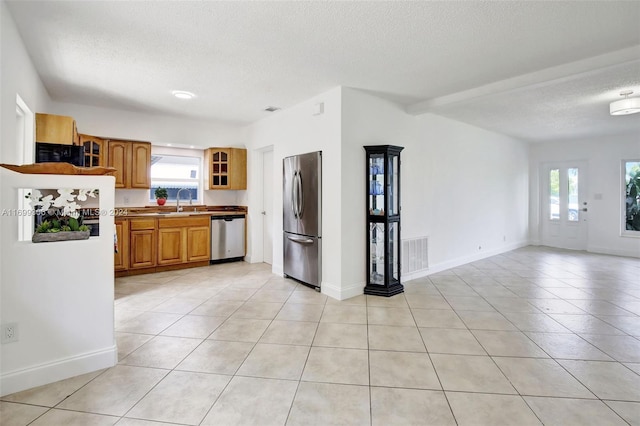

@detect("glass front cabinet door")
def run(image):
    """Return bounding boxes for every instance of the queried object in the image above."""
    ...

[364,145,404,297]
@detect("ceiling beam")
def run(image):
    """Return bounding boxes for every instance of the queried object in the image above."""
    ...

[406,45,640,115]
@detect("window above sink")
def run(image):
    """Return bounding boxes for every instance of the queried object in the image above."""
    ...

[149,149,202,204]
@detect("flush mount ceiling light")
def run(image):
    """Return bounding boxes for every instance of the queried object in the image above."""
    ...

[172,90,196,100]
[610,90,640,116]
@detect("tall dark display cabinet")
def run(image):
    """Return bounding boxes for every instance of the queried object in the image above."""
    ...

[364,145,404,297]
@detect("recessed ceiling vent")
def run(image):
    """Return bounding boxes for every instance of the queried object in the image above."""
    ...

[264,106,281,112]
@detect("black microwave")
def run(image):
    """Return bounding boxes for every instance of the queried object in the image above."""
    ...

[35,142,85,166]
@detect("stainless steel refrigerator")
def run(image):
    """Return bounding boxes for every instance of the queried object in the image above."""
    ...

[283,151,322,290]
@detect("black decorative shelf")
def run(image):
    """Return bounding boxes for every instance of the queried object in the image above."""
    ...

[364,145,404,297]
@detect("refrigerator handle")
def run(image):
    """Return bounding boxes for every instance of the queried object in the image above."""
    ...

[296,171,304,218]
[287,235,314,244]
[291,171,299,218]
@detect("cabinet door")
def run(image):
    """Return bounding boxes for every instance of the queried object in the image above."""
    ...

[79,134,106,167]
[206,148,247,190]
[35,113,76,145]
[130,230,156,269]
[108,141,129,188]
[114,219,129,271]
[158,228,186,265]
[228,148,247,190]
[130,142,151,188]
[207,149,231,189]
[187,226,210,262]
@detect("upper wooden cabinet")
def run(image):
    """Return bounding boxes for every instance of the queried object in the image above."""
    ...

[36,113,79,145]
[79,134,107,167]
[204,148,247,190]
[107,140,151,189]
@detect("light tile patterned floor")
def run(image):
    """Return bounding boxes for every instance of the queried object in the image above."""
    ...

[2,246,640,425]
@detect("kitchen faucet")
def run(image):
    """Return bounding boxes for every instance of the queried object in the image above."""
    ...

[176,188,192,212]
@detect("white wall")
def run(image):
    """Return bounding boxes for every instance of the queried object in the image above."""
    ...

[241,87,343,295]
[243,87,529,300]
[0,0,51,164]
[342,88,530,283]
[0,169,116,396]
[530,133,640,257]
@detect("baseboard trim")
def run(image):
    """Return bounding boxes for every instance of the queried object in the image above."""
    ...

[0,345,117,396]
[587,245,640,258]
[419,240,530,278]
[272,264,284,277]
[321,280,364,301]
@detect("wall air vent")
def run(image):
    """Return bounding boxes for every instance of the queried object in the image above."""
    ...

[402,236,429,275]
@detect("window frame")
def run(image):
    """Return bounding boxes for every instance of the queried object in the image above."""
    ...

[621,159,640,238]
[149,147,204,205]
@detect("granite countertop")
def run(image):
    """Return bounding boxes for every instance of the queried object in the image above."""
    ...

[114,205,247,219]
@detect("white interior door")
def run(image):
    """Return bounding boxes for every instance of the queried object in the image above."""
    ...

[541,162,588,250]
[262,149,273,264]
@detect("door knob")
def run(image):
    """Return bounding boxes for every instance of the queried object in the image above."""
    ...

[582,208,588,212]
[261,211,266,215]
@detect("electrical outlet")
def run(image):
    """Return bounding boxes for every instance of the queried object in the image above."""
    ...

[1,322,19,343]
[123,196,130,205]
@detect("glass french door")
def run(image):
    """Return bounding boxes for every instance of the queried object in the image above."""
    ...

[541,162,588,250]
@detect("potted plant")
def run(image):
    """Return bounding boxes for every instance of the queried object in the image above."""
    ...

[155,187,168,205]
[26,189,96,243]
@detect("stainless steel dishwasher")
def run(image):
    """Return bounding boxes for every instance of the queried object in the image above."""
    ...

[210,215,245,263]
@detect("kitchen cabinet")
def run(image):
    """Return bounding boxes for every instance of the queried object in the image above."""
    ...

[187,225,211,262]
[114,219,129,271]
[115,215,211,274]
[204,148,247,190]
[158,216,210,265]
[108,140,151,189]
[129,218,156,269]
[36,113,79,145]
[158,227,186,265]
[79,134,107,167]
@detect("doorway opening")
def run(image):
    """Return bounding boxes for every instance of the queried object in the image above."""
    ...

[540,161,588,250]
[262,148,274,265]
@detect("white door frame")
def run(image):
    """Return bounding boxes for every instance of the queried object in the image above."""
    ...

[16,94,35,241]
[540,161,588,250]
[16,94,34,164]
[252,145,274,264]
[262,149,274,265]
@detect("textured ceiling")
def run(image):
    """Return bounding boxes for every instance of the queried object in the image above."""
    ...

[6,1,640,141]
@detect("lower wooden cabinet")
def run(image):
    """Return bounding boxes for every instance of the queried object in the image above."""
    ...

[130,219,157,269]
[116,215,211,273]
[187,226,211,262]
[114,219,129,271]
[158,227,186,265]
[158,216,210,265]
